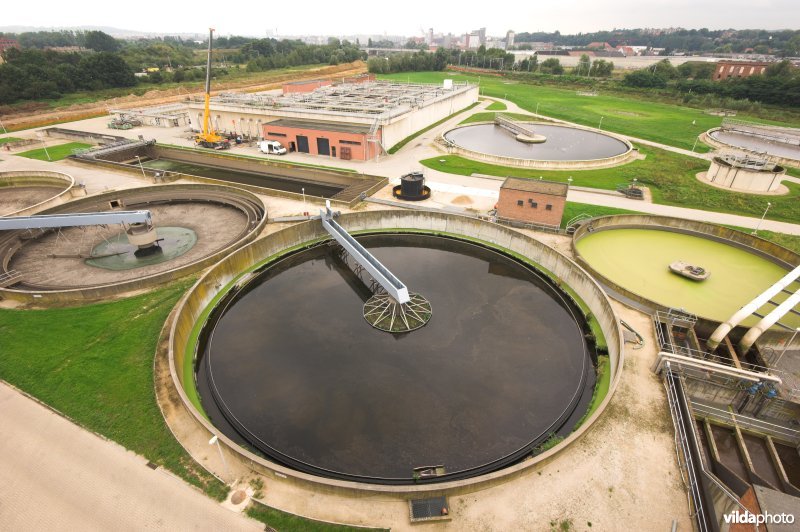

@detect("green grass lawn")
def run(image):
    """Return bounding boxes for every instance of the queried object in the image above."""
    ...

[422,145,800,225]
[16,142,93,161]
[485,100,507,111]
[246,502,388,532]
[0,136,22,145]
[459,111,540,124]
[387,101,479,153]
[379,72,800,152]
[0,282,228,501]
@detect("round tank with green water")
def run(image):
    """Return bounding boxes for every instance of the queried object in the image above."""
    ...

[573,217,800,328]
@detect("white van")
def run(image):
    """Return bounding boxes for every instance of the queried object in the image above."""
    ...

[258,140,287,155]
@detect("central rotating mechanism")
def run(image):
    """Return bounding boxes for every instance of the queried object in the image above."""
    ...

[320,201,432,333]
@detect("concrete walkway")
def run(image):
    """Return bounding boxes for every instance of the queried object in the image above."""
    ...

[0,381,263,532]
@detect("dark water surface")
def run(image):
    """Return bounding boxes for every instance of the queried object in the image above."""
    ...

[142,158,343,198]
[444,123,629,161]
[197,234,594,482]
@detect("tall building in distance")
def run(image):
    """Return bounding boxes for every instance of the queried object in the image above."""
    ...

[506,30,515,48]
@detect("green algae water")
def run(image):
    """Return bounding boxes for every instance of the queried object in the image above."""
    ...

[575,228,800,327]
[85,227,197,271]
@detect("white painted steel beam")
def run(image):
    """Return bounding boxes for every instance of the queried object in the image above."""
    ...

[0,211,152,231]
[320,201,410,304]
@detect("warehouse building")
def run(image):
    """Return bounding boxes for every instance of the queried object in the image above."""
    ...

[186,80,478,160]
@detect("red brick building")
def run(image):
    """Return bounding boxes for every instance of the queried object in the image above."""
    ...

[282,79,333,95]
[0,38,20,62]
[497,178,567,227]
[262,118,379,160]
[713,60,770,81]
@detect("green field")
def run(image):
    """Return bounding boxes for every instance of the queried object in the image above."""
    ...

[0,136,22,145]
[460,111,541,124]
[0,282,228,501]
[387,101,479,153]
[422,145,800,225]
[16,142,93,161]
[485,100,507,111]
[379,72,800,152]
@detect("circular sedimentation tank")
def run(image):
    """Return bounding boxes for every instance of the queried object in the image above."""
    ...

[572,215,800,327]
[0,170,74,216]
[442,122,634,169]
[707,128,800,165]
[169,212,624,492]
[0,184,266,302]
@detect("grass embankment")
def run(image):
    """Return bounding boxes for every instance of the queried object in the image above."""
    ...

[379,72,800,152]
[246,502,388,532]
[485,101,507,111]
[422,145,800,225]
[16,142,93,161]
[387,101,479,154]
[0,282,228,501]
[2,64,328,114]
[0,136,22,145]
[459,111,541,124]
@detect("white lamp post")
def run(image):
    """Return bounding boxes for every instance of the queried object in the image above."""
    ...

[208,435,230,483]
[751,202,772,236]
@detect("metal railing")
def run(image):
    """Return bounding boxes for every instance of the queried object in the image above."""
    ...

[690,400,800,444]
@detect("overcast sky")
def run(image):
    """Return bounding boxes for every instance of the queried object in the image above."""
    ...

[4,0,799,37]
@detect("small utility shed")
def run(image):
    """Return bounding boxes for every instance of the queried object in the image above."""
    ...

[497,178,568,227]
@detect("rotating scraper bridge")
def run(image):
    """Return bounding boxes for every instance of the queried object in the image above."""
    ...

[320,202,431,332]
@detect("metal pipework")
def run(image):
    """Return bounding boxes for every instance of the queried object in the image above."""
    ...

[707,264,800,350]
[738,288,800,354]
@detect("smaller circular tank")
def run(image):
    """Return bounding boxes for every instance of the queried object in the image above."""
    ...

[393,172,431,201]
[704,153,785,193]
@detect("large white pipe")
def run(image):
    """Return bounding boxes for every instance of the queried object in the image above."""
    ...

[707,264,800,350]
[739,287,800,354]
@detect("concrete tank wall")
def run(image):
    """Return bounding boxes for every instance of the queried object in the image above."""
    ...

[705,157,785,193]
[439,121,636,170]
[0,183,267,304]
[167,210,624,497]
[381,86,479,149]
[571,214,800,319]
[0,170,77,217]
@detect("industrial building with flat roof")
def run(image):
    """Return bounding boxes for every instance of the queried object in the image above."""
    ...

[186,80,478,160]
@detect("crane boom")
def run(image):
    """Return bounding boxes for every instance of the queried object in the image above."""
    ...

[195,28,229,149]
[0,211,152,231]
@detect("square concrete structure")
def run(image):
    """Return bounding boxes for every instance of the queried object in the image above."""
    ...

[497,178,567,227]
[186,80,478,160]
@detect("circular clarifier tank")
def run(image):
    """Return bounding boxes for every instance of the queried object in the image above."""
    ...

[443,122,631,165]
[573,216,800,327]
[708,129,800,163]
[196,233,596,484]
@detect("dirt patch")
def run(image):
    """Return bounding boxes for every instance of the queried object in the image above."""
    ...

[451,195,473,205]
[0,186,66,215]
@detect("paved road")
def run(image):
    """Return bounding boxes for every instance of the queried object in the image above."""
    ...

[0,381,263,532]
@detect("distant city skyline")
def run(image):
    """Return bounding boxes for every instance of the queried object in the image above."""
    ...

[4,0,799,38]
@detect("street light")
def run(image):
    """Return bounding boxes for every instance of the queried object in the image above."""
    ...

[0,117,7,134]
[598,116,604,130]
[535,102,540,115]
[208,435,230,483]
[751,202,772,236]
[36,132,51,161]
[302,187,306,208]
[134,155,147,180]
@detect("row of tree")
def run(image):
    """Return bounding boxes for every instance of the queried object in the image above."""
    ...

[0,48,135,103]
[367,49,449,74]
[621,59,800,107]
